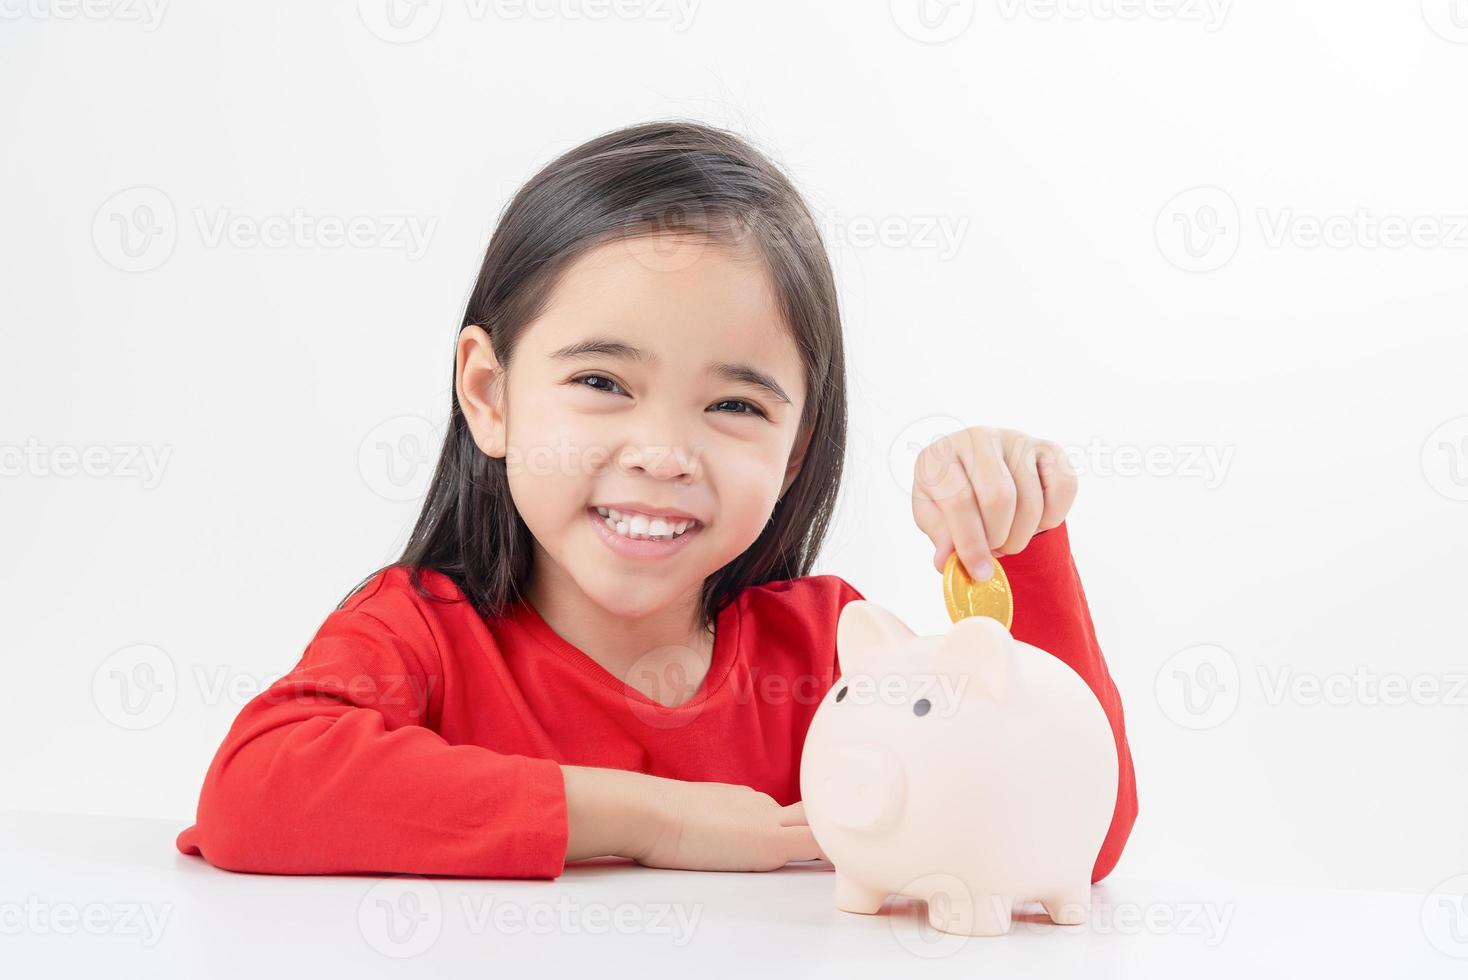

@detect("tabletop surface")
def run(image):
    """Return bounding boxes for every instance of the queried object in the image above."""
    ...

[1,808,1461,977]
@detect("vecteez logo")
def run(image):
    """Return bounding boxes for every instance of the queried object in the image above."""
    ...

[1155,187,1240,273]
[1156,185,1468,272]
[1421,0,1468,44]
[995,0,1230,31]
[0,0,170,30]
[92,186,439,271]
[890,0,976,44]
[92,187,178,273]
[357,0,700,43]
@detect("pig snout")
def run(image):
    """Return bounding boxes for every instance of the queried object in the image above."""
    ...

[814,744,906,832]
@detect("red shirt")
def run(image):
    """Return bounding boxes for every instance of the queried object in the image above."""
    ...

[176,520,1137,882]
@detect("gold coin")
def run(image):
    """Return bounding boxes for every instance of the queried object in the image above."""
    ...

[942,552,1014,629]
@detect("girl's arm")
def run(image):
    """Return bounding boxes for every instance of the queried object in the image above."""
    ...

[177,603,816,876]
[998,521,1139,883]
[562,764,664,861]
[176,606,610,877]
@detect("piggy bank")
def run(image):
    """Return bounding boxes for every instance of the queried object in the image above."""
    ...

[799,600,1118,937]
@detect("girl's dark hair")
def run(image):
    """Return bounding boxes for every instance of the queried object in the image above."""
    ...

[344,119,848,632]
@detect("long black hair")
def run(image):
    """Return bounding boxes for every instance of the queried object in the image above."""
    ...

[344,119,849,633]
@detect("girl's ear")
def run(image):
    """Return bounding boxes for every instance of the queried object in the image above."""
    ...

[456,325,508,458]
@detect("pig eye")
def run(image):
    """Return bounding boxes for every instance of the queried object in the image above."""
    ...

[913,698,931,717]
[835,685,848,702]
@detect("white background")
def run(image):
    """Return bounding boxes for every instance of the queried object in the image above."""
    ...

[2,0,1465,902]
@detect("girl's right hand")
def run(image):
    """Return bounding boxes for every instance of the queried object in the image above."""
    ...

[630,777,828,872]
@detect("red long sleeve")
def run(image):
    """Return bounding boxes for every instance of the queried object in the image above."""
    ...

[175,585,570,878]
[176,523,1134,884]
[993,521,1139,883]
[177,563,857,880]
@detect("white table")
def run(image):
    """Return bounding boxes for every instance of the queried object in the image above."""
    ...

[2,809,1460,977]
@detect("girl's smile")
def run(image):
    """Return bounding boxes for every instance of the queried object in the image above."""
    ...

[587,505,705,560]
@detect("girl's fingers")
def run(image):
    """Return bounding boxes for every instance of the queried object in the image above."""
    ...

[914,427,1073,577]
[1034,439,1078,531]
[957,431,1015,557]
[913,488,956,573]
[957,429,1015,559]
[778,803,831,863]
[912,473,956,572]
[929,527,955,574]
[911,438,970,571]
[918,470,992,581]
[913,429,1006,580]
[999,436,1046,555]
[779,825,825,864]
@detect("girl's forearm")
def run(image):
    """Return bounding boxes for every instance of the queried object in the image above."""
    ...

[560,764,666,862]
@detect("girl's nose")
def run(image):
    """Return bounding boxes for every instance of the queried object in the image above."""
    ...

[619,441,702,482]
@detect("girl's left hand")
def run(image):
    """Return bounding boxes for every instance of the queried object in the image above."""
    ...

[910,426,1078,580]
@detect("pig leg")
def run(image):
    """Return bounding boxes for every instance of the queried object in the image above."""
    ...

[928,892,1013,937]
[835,872,888,914]
[1040,885,1092,926]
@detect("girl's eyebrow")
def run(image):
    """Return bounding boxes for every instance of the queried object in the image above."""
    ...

[549,336,793,406]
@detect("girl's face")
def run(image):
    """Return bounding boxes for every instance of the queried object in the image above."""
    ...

[459,233,809,622]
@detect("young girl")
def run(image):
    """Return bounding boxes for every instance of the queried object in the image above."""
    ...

[176,121,1137,881]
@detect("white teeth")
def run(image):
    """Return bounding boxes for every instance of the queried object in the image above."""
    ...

[594,507,699,542]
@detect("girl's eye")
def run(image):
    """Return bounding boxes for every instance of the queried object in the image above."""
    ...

[710,399,768,419]
[572,373,626,396]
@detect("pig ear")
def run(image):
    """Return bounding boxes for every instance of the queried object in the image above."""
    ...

[941,615,1012,700]
[836,600,914,677]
